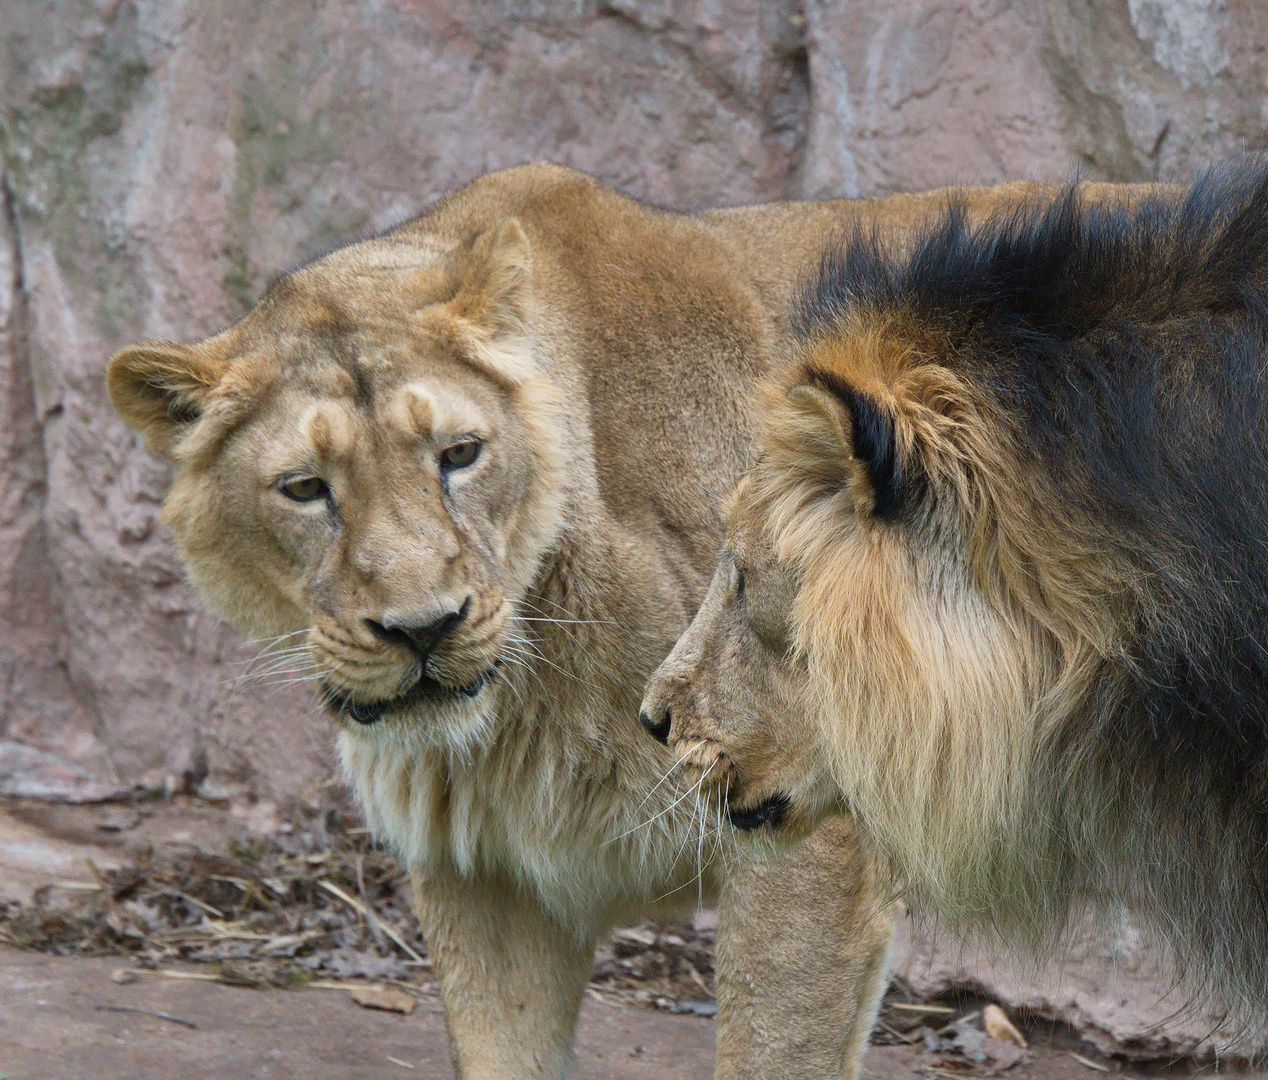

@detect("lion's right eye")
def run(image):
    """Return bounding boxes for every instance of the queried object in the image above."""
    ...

[440,439,482,470]
[279,476,330,503]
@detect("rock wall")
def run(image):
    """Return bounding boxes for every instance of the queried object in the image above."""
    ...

[893,913,1255,1062]
[0,0,1264,802]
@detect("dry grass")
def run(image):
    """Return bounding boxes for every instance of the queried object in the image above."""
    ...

[0,803,716,1007]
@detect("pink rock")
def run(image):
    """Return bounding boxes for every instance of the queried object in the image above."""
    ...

[0,740,128,803]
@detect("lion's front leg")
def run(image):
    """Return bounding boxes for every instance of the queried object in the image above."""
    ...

[411,864,596,1079]
[713,816,897,1080]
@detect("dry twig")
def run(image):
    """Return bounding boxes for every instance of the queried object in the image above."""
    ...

[95,1004,198,1029]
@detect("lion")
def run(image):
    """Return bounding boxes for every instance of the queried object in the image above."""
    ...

[641,161,1268,1030]
[108,162,1067,1077]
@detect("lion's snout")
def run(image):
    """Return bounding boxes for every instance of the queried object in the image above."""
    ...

[640,700,733,799]
[673,736,733,795]
[640,657,699,751]
[308,619,420,703]
[364,596,472,661]
[638,706,672,745]
[308,593,510,721]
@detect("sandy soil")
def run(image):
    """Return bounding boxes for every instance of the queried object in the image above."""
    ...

[0,947,714,1080]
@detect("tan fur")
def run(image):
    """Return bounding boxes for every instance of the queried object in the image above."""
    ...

[644,302,1145,927]
[108,164,1103,1077]
[757,341,1084,924]
[643,182,1187,945]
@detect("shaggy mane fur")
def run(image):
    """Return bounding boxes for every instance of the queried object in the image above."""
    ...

[807,160,1268,788]
[780,159,1268,1029]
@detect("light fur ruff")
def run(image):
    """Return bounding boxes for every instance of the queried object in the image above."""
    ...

[106,162,997,1078]
[643,161,1268,1033]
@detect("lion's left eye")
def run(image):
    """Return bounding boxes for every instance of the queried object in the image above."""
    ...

[440,440,481,470]
[279,476,330,502]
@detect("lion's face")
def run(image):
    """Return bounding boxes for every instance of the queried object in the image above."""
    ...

[644,339,1061,896]
[109,220,565,746]
[639,477,840,839]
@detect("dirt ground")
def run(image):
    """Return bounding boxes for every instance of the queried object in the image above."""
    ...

[0,946,715,1080]
[5,946,1261,1080]
[1,796,1265,1080]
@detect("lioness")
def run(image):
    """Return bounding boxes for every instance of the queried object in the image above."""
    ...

[108,163,1041,1077]
[642,164,1268,1027]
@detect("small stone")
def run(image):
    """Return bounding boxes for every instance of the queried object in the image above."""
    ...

[111,968,138,984]
[350,985,416,1014]
[691,908,718,932]
[613,926,657,947]
[96,810,141,832]
[0,741,129,803]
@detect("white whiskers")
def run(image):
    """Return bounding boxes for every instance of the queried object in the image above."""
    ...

[227,630,331,699]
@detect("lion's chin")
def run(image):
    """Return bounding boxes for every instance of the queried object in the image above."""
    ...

[727,792,791,832]
[324,667,498,726]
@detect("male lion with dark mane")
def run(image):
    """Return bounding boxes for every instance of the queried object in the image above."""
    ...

[108,162,1099,1077]
[643,160,1268,1031]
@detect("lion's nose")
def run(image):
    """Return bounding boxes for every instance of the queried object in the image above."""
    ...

[366,598,470,657]
[639,706,672,746]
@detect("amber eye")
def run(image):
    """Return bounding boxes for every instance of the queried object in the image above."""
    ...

[279,476,330,502]
[440,440,481,470]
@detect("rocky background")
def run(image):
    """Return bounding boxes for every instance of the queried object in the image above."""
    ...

[1,1,1267,1056]
[1,0,1266,800]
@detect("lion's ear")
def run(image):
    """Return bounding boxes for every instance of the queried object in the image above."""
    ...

[107,341,227,458]
[447,217,532,338]
[789,371,913,520]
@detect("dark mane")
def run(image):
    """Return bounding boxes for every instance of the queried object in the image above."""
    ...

[764,163,1268,1028]
[798,157,1268,345]
[809,160,1268,792]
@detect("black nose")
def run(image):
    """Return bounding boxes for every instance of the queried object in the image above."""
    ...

[367,598,470,657]
[639,707,672,746]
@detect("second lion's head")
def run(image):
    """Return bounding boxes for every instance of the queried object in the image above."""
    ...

[642,167,1268,930]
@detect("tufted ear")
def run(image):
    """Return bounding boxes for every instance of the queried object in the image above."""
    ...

[430,217,541,387]
[107,341,228,458]
[788,370,911,520]
[446,217,532,339]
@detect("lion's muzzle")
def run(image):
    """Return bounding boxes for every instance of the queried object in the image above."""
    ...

[364,598,471,659]
[310,597,504,725]
[672,735,734,793]
[727,793,789,832]
[638,707,672,745]
[323,666,498,725]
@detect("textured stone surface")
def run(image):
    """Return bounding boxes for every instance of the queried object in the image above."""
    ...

[799,0,1268,199]
[0,0,1267,1051]
[0,740,128,801]
[892,914,1267,1061]
[1,0,1265,799]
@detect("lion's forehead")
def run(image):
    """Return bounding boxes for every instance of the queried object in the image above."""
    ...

[241,315,414,391]
[229,313,497,446]
[249,374,492,461]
